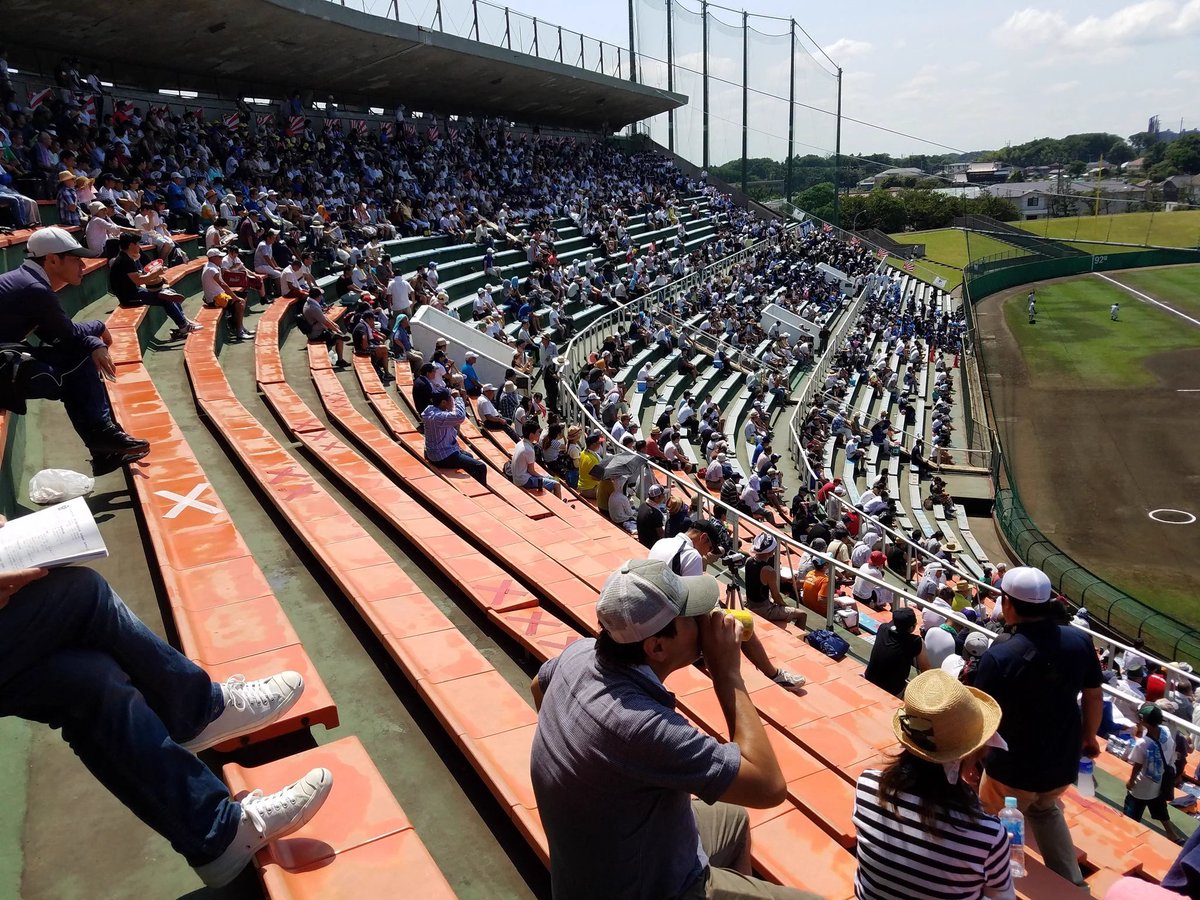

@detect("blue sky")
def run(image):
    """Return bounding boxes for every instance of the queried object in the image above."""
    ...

[412,0,1199,161]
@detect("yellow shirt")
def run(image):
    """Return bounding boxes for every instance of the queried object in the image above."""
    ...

[578,449,600,492]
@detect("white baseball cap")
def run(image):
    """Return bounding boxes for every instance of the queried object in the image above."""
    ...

[596,559,720,644]
[1000,566,1052,603]
[26,226,98,258]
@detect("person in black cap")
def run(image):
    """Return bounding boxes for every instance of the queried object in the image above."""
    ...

[0,227,149,474]
[864,607,930,698]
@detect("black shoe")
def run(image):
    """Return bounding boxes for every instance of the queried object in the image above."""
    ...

[91,444,151,476]
[335,359,350,369]
[89,424,149,454]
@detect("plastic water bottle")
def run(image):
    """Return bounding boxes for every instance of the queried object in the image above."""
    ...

[998,797,1027,878]
[1077,757,1096,797]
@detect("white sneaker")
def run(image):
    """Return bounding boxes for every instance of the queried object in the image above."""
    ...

[195,767,333,888]
[186,320,204,333]
[181,672,304,753]
[772,667,808,694]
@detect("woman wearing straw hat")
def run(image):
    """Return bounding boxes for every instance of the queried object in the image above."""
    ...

[853,669,1015,900]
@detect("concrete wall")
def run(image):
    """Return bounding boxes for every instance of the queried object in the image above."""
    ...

[410,306,521,389]
[761,302,820,342]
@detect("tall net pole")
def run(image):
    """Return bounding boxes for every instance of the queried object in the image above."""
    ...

[833,66,842,227]
[785,19,795,204]
[741,10,748,194]
[628,0,638,83]
[701,0,709,168]
[666,0,675,152]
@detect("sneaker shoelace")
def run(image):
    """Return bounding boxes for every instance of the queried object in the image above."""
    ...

[223,674,282,714]
[241,786,303,838]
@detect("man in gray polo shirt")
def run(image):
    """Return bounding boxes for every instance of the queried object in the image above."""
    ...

[529,559,821,900]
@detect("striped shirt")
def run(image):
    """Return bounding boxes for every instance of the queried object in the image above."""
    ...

[853,769,1012,900]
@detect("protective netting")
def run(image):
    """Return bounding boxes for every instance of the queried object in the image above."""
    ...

[631,0,838,192]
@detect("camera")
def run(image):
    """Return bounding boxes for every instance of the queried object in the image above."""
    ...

[721,552,747,570]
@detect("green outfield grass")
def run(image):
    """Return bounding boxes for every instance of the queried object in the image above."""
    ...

[1108,264,1200,319]
[886,255,964,291]
[1017,210,1200,249]
[889,228,1024,269]
[1002,274,1200,388]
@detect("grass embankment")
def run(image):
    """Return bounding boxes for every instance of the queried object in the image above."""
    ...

[1017,210,1200,249]
[1001,274,1200,388]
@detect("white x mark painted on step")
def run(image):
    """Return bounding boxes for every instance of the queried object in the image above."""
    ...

[155,483,221,519]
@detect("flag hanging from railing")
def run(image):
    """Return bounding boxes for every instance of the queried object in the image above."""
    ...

[78,96,97,125]
[223,112,241,129]
[403,122,416,137]
[113,100,135,123]
[875,248,889,261]
[381,122,395,140]
[849,235,860,246]
[286,115,305,137]
[257,113,275,130]
[427,125,439,141]
[903,260,915,273]
[822,222,833,233]
[27,87,52,109]
[447,126,458,141]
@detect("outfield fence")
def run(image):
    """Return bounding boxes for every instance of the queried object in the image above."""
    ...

[963,244,1200,665]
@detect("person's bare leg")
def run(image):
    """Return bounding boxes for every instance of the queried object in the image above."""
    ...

[741,633,780,679]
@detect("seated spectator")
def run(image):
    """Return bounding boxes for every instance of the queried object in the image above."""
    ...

[852,550,893,611]
[636,483,668,548]
[109,234,199,340]
[853,669,1013,900]
[200,248,252,342]
[301,291,349,368]
[253,230,283,299]
[0,228,153,474]
[0,553,331,888]
[476,383,518,441]
[577,431,604,499]
[421,388,486,484]
[220,244,268,305]
[511,421,561,497]
[85,200,138,258]
[529,559,819,900]
[607,479,638,533]
[351,302,390,382]
[865,607,931,697]
[744,533,807,627]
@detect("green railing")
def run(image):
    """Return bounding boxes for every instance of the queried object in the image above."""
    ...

[964,245,1200,664]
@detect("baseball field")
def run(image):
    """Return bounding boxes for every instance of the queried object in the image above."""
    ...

[973,264,1200,626]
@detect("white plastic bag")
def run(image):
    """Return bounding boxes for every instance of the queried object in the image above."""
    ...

[29,469,96,505]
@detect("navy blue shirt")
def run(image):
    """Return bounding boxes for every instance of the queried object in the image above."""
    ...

[0,263,106,355]
[974,620,1102,792]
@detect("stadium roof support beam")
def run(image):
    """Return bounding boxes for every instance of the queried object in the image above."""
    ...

[8,0,685,131]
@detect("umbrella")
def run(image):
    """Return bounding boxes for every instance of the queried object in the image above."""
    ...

[589,452,647,482]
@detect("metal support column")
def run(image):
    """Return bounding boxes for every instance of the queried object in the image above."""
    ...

[471,0,479,40]
[532,18,538,55]
[435,0,443,30]
[628,0,638,83]
[701,0,709,168]
[740,10,748,195]
[557,26,563,61]
[666,0,675,153]
[785,19,796,204]
[504,8,511,50]
[832,67,843,228]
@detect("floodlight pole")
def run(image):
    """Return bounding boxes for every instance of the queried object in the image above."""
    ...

[435,0,443,30]
[833,66,843,228]
[702,0,709,168]
[666,0,675,152]
[741,10,748,195]
[628,0,637,83]
[786,19,796,204]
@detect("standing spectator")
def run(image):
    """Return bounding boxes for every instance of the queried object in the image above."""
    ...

[421,388,487,484]
[973,566,1102,886]
[1123,703,1188,842]
[865,607,930,698]
[56,170,81,227]
[853,669,1013,900]
[529,559,819,900]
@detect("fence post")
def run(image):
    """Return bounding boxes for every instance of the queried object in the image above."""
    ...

[579,32,585,66]
[785,19,796,203]
[599,41,605,73]
[740,10,748,196]
[627,0,637,83]
[504,7,511,49]
[557,25,563,61]
[471,0,479,39]
[826,561,837,630]
[532,18,538,55]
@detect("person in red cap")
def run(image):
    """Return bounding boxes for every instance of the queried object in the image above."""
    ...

[973,565,1102,886]
[0,227,150,473]
[852,549,893,611]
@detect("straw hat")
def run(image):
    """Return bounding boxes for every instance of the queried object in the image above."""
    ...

[892,669,1001,764]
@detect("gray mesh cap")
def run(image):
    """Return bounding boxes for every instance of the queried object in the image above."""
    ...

[596,559,720,644]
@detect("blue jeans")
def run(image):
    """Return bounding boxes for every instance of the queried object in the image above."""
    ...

[428,448,488,485]
[0,567,239,866]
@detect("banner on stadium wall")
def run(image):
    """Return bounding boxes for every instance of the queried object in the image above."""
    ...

[257,113,274,130]
[286,115,305,137]
[933,275,948,289]
[224,112,240,129]
[351,120,367,136]
[381,122,395,140]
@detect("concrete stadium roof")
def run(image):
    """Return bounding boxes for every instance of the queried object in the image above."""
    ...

[10,0,686,130]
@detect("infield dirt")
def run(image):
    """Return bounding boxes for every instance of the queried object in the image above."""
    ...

[974,276,1200,626]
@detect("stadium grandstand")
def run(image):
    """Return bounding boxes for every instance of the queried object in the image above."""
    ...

[2,2,1200,899]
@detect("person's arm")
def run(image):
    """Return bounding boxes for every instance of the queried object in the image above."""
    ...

[1081,686,1103,757]
[699,611,786,808]
[764,566,784,606]
[914,645,931,673]
[530,675,544,711]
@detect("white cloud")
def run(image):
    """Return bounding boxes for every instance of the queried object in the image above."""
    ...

[823,37,872,59]
[995,8,1067,46]
[995,0,1200,52]
[1172,0,1200,31]
[1049,80,1080,93]
[1174,68,1199,80]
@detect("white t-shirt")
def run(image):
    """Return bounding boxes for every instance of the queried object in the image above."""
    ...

[389,276,414,313]
[924,626,957,670]
[281,266,307,294]
[648,534,703,576]
[510,439,536,487]
[853,563,892,607]
[705,459,723,482]
[85,216,121,254]
[201,262,225,303]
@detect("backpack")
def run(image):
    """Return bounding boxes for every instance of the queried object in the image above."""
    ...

[806,629,850,661]
[0,343,62,415]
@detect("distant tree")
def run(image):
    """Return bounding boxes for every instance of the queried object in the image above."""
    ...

[1066,160,1086,176]
[1165,134,1200,174]
[1148,161,1180,181]
[794,182,836,220]
[968,193,1020,222]
[1106,139,1134,166]
[866,190,906,233]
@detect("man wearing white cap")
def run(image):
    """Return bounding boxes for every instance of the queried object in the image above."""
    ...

[84,199,138,258]
[0,227,149,474]
[530,559,817,900]
[201,248,252,341]
[973,565,1102,886]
